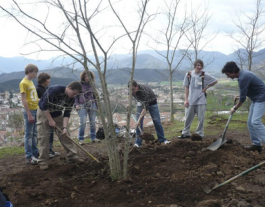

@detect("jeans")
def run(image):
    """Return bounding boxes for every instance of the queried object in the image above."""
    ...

[135,103,166,146]
[78,103,97,141]
[247,101,265,146]
[23,109,39,159]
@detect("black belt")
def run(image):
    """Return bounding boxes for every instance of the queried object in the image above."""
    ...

[149,99,157,106]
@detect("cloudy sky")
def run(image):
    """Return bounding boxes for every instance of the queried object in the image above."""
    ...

[0,0,264,59]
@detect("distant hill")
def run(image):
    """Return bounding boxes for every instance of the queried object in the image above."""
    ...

[1,48,264,74]
[0,77,77,93]
[0,68,189,92]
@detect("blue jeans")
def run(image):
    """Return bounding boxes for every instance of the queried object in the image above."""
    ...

[247,101,265,146]
[78,103,97,141]
[135,103,166,146]
[23,109,39,159]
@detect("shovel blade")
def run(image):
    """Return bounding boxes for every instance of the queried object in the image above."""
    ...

[206,138,227,151]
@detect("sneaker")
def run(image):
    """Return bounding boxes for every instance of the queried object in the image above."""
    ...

[31,156,38,161]
[92,138,101,143]
[164,140,171,145]
[178,134,191,139]
[79,141,84,145]
[26,158,38,165]
[49,151,60,158]
[134,143,141,148]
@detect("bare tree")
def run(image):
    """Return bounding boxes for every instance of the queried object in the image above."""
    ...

[184,2,217,68]
[109,0,153,178]
[0,0,152,180]
[148,0,192,122]
[227,0,265,71]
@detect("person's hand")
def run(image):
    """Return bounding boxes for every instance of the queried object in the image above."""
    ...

[184,100,189,108]
[76,105,81,110]
[49,120,56,128]
[28,114,34,124]
[235,95,240,100]
[62,128,68,135]
[202,86,208,93]
[230,107,236,114]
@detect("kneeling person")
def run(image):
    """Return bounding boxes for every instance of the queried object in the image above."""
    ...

[37,81,82,166]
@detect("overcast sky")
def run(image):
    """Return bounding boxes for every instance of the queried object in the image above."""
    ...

[0,0,264,60]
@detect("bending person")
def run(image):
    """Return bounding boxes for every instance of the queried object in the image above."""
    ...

[222,61,265,152]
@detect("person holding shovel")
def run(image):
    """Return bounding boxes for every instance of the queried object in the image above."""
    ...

[222,61,265,152]
[37,81,82,169]
[178,59,218,140]
[128,80,171,148]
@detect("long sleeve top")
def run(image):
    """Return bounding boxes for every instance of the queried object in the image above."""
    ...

[36,84,47,99]
[75,82,97,106]
[238,70,265,103]
[132,84,157,110]
[39,85,75,118]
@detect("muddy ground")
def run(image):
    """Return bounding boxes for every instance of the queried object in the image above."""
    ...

[1,119,265,207]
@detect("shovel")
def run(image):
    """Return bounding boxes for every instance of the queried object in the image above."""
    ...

[204,98,238,151]
[203,160,265,194]
[55,126,100,163]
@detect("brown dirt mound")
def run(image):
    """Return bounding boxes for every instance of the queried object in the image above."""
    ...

[1,129,265,207]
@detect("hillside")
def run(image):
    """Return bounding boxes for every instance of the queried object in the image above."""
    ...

[0,68,188,92]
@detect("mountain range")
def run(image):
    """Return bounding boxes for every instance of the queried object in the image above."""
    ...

[0,49,264,92]
[1,49,265,74]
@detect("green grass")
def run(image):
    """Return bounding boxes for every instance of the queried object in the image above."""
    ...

[0,146,24,158]
[163,111,251,140]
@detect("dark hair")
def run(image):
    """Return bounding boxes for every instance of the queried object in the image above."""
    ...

[37,72,51,84]
[221,61,240,74]
[193,59,204,68]
[80,70,95,82]
[25,64,38,75]
[68,81,82,92]
[127,80,138,88]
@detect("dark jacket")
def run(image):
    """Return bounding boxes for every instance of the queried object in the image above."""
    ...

[39,85,75,118]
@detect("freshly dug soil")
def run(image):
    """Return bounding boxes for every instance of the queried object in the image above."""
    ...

[1,124,265,207]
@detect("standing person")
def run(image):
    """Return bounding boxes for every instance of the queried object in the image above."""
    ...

[178,59,218,140]
[37,82,82,168]
[19,64,39,165]
[36,72,59,157]
[222,61,265,152]
[75,71,100,144]
[128,80,171,148]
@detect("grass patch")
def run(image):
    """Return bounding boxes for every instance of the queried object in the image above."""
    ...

[0,146,24,158]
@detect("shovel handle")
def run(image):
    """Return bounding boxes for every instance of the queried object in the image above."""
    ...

[131,114,143,134]
[55,126,100,163]
[213,160,265,190]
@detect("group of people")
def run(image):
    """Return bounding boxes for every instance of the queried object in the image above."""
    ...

[177,60,265,153]
[20,58,265,167]
[19,64,98,166]
[129,59,265,153]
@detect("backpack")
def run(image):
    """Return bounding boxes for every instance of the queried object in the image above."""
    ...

[96,127,105,140]
[187,70,207,97]
[96,124,122,140]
